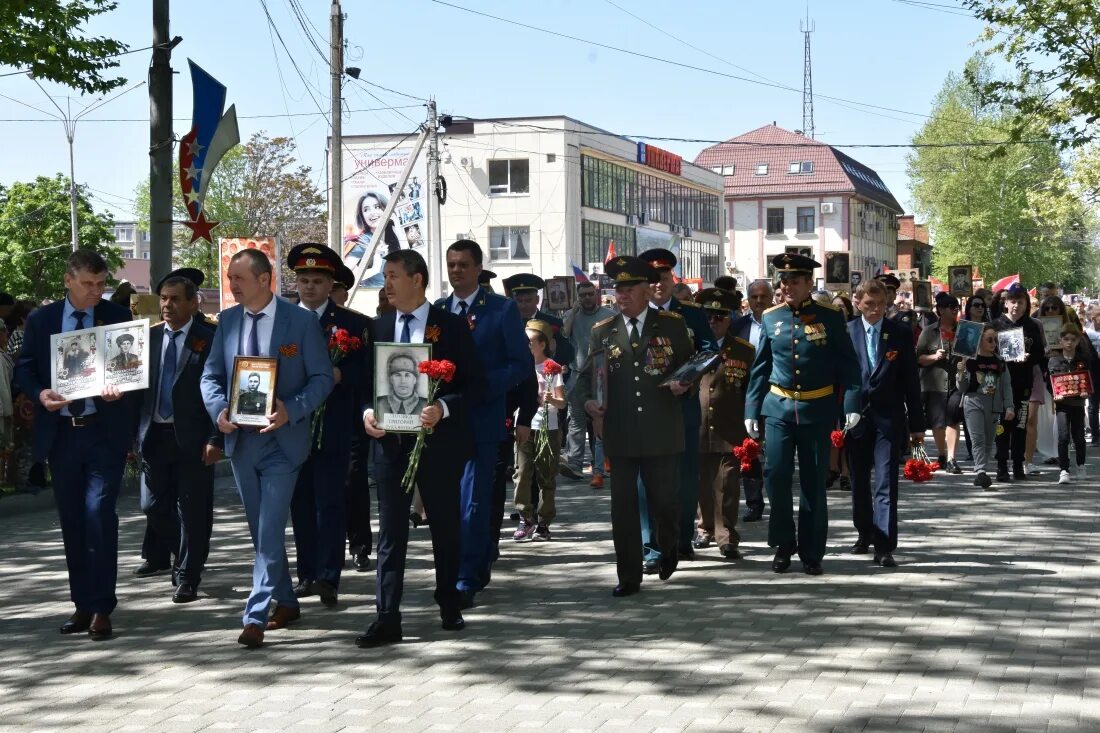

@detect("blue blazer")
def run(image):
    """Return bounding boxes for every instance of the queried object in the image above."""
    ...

[14,299,138,462]
[200,297,334,466]
[436,288,531,443]
[846,316,925,437]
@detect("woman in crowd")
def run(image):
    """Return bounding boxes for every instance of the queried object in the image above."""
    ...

[833,294,856,322]
[965,294,990,323]
[916,293,965,473]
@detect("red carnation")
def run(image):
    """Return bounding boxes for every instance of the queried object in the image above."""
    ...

[732,438,761,473]
[543,359,563,377]
[830,430,845,448]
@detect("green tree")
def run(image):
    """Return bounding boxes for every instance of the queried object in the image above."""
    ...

[0,175,120,301]
[908,57,1085,287]
[1,1,127,94]
[133,132,326,286]
[963,0,1100,150]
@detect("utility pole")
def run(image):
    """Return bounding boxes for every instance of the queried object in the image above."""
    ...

[426,99,443,295]
[149,0,174,285]
[329,0,343,251]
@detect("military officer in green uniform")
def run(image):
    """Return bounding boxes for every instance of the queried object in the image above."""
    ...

[578,256,694,597]
[236,372,269,417]
[745,253,862,575]
[636,248,717,570]
[694,287,755,559]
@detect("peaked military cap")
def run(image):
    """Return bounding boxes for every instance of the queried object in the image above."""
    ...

[479,269,498,285]
[694,287,740,313]
[875,273,901,289]
[606,256,659,286]
[333,263,355,291]
[502,273,545,294]
[286,243,340,274]
[156,267,204,294]
[771,252,820,275]
[638,248,678,272]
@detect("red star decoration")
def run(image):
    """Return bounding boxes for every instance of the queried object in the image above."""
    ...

[181,211,220,243]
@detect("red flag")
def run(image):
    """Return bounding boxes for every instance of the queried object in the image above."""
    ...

[604,239,617,264]
[991,273,1020,292]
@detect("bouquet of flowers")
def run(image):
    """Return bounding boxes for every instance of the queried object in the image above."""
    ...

[902,443,935,483]
[830,429,846,448]
[312,328,363,446]
[535,360,563,463]
[401,359,457,493]
[732,437,761,474]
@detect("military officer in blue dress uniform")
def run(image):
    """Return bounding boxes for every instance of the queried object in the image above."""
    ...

[745,253,863,575]
[502,273,576,370]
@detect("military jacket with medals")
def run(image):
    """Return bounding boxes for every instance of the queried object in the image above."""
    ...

[316,300,372,455]
[659,297,717,425]
[699,335,755,453]
[745,298,862,424]
[577,306,694,457]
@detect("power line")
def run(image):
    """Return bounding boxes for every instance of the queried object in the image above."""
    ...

[0,42,163,80]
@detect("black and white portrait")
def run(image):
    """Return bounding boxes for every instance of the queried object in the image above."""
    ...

[912,281,933,311]
[949,265,972,296]
[953,319,983,359]
[545,277,573,311]
[374,342,431,433]
[52,332,98,399]
[229,356,278,426]
[825,252,850,285]
[850,270,864,290]
[998,327,1027,363]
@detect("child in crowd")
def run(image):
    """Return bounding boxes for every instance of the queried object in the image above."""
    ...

[513,321,565,541]
[1049,324,1091,484]
[961,325,1014,489]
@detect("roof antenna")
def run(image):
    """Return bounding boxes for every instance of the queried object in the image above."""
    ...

[801,3,815,139]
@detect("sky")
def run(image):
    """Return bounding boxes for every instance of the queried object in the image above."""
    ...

[0,0,990,224]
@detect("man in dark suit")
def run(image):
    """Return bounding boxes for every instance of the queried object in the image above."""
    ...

[438,241,530,608]
[845,279,925,568]
[358,249,482,646]
[285,244,371,608]
[137,269,222,603]
[14,249,139,639]
[729,279,771,522]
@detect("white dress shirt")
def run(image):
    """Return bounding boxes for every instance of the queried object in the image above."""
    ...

[241,295,279,355]
[749,313,765,351]
[621,307,649,336]
[299,300,327,320]
[392,299,432,343]
[450,288,480,316]
[153,319,193,424]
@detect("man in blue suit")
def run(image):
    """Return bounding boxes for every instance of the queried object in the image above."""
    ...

[200,248,333,648]
[845,279,924,568]
[15,249,139,640]
[438,240,531,607]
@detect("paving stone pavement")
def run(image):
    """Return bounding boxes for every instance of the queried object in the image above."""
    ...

[0,446,1097,733]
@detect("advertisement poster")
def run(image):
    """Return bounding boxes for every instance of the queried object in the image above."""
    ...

[341,143,428,288]
[218,237,280,310]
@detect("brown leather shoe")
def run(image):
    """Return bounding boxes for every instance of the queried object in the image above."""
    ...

[237,624,264,648]
[60,611,92,634]
[265,605,301,630]
[88,613,112,640]
[589,474,604,489]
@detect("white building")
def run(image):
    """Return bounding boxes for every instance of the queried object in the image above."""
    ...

[342,116,725,299]
[694,124,904,285]
[108,221,151,260]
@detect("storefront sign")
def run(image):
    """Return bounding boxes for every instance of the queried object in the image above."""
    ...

[636,142,682,176]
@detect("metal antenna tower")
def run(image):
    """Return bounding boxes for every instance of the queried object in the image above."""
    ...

[801,7,815,139]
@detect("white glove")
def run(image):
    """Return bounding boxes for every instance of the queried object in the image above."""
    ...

[745,419,759,439]
[844,412,861,431]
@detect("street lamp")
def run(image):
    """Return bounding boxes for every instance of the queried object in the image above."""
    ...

[994,160,1034,275]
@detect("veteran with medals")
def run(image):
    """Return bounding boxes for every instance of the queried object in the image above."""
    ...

[577,257,694,597]
[744,253,862,575]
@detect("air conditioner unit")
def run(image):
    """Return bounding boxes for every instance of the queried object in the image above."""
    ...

[820,202,835,214]
[459,156,474,169]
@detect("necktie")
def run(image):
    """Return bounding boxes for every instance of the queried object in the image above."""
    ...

[159,330,179,420]
[400,313,413,343]
[629,317,640,346]
[246,312,265,356]
[867,325,878,368]
[69,311,87,416]
[458,300,468,318]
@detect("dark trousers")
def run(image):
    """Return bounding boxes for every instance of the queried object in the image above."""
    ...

[612,454,679,586]
[490,438,512,562]
[373,436,463,622]
[846,422,900,553]
[698,452,740,547]
[141,424,215,586]
[291,447,351,587]
[763,418,830,564]
[1056,404,1087,470]
[743,460,764,513]
[995,397,1027,467]
[50,423,127,614]
[345,432,374,557]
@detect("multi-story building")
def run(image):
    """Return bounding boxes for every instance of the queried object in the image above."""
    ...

[108,221,151,260]
[896,214,931,278]
[341,116,725,300]
[693,124,904,285]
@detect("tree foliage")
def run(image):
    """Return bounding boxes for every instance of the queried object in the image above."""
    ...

[963,0,1100,150]
[0,1,127,94]
[134,132,326,287]
[909,57,1096,289]
[0,175,120,301]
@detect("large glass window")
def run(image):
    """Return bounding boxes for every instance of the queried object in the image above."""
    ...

[766,208,785,235]
[581,155,720,234]
[797,206,816,234]
[488,226,531,261]
[582,220,636,268]
[488,159,530,195]
[678,239,721,284]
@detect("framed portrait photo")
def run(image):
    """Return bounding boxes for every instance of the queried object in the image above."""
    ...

[953,319,984,360]
[229,356,278,427]
[824,251,850,285]
[850,270,864,290]
[997,327,1027,363]
[544,276,574,312]
[1040,316,1063,353]
[949,265,973,296]
[912,280,933,311]
[374,342,432,433]
[591,349,608,412]
[51,328,100,400]
[103,321,150,391]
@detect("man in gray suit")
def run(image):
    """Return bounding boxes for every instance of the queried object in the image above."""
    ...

[200,249,333,648]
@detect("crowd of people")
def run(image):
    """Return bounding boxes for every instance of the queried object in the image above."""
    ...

[8,243,1098,648]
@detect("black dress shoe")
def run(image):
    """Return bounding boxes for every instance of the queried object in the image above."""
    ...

[410,511,427,529]
[315,579,338,607]
[658,556,678,580]
[772,546,794,573]
[293,579,316,598]
[458,588,476,610]
[850,541,870,555]
[691,535,711,549]
[353,549,372,572]
[173,583,199,603]
[974,472,993,489]
[440,609,465,631]
[996,464,1012,482]
[719,544,742,559]
[132,561,170,577]
[355,619,402,647]
[677,547,695,561]
[803,562,823,576]
[60,611,91,634]
[874,553,898,568]
[946,459,963,475]
[88,613,112,640]
[612,582,640,597]
[642,559,659,575]
[742,509,763,522]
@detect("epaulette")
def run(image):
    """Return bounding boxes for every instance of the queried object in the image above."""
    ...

[679,300,702,308]
[763,303,788,315]
[733,336,756,350]
[593,315,617,329]
[658,309,683,318]
[814,300,840,312]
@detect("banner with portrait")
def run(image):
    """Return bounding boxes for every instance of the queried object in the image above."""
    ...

[51,319,150,400]
[218,237,281,310]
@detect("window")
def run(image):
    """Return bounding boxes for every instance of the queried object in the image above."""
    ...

[582,220,636,267]
[488,226,531,261]
[755,164,768,176]
[788,161,815,174]
[801,161,814,173]
[710,165,735,176]
[766,208,785,235]
[580,155,720,234]
[488,159,529,195]
[797,206,815,234]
